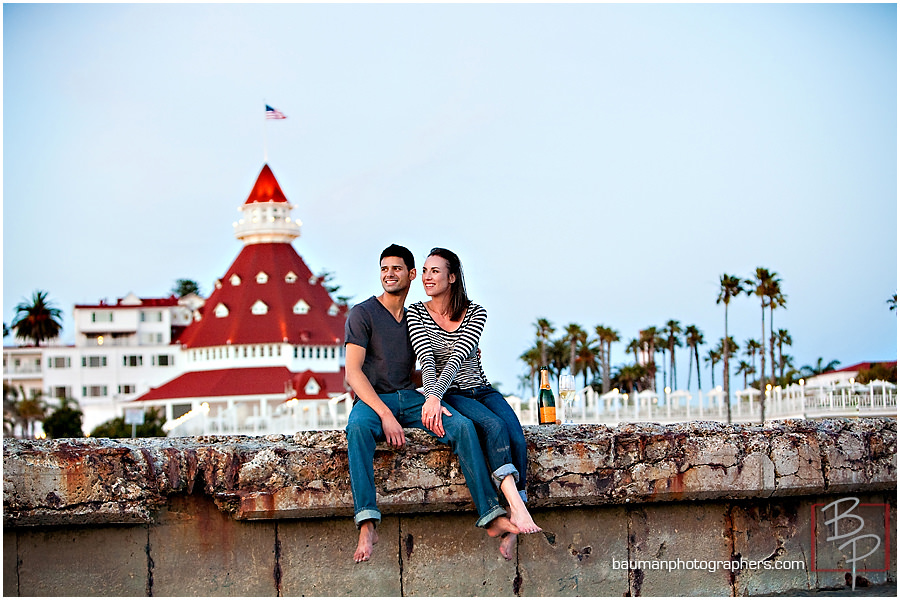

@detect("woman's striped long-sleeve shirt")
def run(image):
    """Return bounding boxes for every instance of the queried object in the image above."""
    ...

[407,301,491,400]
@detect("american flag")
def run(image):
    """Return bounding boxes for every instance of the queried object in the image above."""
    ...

[265,104,286,119]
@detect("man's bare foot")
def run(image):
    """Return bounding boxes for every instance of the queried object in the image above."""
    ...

[486,515,519,538]
[500,532,517,560]
[354,521,378,563]
[508,504,542,534]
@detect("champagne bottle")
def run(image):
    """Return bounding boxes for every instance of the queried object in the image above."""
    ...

[538,366,557,425]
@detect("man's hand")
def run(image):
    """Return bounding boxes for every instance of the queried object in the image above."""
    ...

[421,395,452,437]
[381,413,406,448]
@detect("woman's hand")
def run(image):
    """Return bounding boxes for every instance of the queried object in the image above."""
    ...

[422,395,452,437]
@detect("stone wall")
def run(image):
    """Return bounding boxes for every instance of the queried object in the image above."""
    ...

[3,418,897,596]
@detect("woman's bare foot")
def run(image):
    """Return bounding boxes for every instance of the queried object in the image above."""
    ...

[500,532,518,560]
[354,521,378,563]
[508,503,542,534]
[499,475,542,534]
[485,515,519,538]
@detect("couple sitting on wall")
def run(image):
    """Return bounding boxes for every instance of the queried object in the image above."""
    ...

[344,244,542,563]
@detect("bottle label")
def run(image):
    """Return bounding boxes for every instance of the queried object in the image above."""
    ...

[540,406,556,424]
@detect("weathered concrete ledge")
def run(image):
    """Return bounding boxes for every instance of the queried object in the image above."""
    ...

[3,418,896,528]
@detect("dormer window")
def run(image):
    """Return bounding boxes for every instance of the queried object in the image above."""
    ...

[251,300,269,315]
[256,271,269,284]
[328,303,340,316]
[214,303,229,318]
[285,271,298,284]
[215,279,223,289]
[293,300,310,315]
[309,275,318,285]
[305,378,321,396]
[230,274,242,286]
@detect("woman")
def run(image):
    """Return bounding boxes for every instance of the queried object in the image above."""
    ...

[407,247,540,559]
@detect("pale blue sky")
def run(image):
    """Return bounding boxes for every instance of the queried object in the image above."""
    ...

[3,2,897,395]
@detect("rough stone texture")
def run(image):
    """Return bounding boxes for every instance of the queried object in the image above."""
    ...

[15,524,148,596]
[279,515,402,597]
[4,418,895,527]
[400,513,517,596]
[517,506,628,596]
[3,530,18,597]
[149,494,276,596]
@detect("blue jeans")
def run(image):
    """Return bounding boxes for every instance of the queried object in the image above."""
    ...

[442,386,528,504]
[345,389,506,529]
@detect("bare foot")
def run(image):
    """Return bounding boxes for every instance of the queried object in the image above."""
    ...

[485,515,519,538]
[508,504,542,534]
[354,521,378,563]
[500,532,517,560]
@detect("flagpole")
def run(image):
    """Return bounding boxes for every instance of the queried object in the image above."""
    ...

[263,101,268,162]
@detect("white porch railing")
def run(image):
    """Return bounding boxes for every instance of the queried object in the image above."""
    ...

[164,393,353,437]
[509,381,897,426]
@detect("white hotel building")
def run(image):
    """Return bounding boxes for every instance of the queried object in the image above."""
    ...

[4,164,349,435]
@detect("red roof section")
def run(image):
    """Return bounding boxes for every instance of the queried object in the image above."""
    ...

[828,361,897,374]
[177,243,347,347]
[75,296,180,309]
[133,367,346,401]
[245,163,289,205]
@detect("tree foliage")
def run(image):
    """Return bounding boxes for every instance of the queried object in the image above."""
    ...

[90,407,167,438]
[42,398,84,439]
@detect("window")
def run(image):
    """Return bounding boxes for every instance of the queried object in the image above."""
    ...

[51,386,71,399]
[91,311,113,323]
[251,300,268,315]
[123,355,143,367]
[293,300,310,315]
[118,384,136,394]
[154,355,173,367]
[256,271,269,284]
[50,356,71,369]
[328,303,339,316]
[215,303,229,318]
[230,274,242,286]
[305,378,321,395]
[82,356,107,368]
[285,271,298,283]
[172,404,191,419]
[82,385,108,397]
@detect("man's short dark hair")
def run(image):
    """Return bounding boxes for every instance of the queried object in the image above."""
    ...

[380,244,415,271]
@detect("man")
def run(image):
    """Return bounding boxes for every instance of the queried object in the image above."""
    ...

[344,244,518,563]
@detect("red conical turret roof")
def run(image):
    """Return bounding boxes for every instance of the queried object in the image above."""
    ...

[245,163,289,204]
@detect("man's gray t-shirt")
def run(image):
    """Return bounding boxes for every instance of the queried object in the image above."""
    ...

[344,295,415,395]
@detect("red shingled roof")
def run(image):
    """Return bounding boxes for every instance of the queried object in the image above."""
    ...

[177,243,346,347]
[244,163,288,205]
[133,366,346,401]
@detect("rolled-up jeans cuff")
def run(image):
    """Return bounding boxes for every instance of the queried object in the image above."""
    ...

[519,490,528,504]
[491,464,519,489]
[354,509,381,528]
[475,505,507,529]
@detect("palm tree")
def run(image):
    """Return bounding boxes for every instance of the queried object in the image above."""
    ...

[800,357,841,378]
[766,276,786,388]
[684,325,704,391]
[613,364,647,394]
[663,320,683,390]
[576,341,600,389]
[171,278,202,298]
[704,348,722,388]
[12,290,63,347]
[735,360,754,389]
[533,318,555,366]
[889,293,897,312]
[717,274,745,423]
[16,388,47,439]
[639,327,659,392]
[595,325,620,393]
[775,329,793,382]
[563,323,588,377]
[547,337,570,380]
[625,338,641,365]
[519,346,541,396]
[744,339,762,388]
[747,268,775,420]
